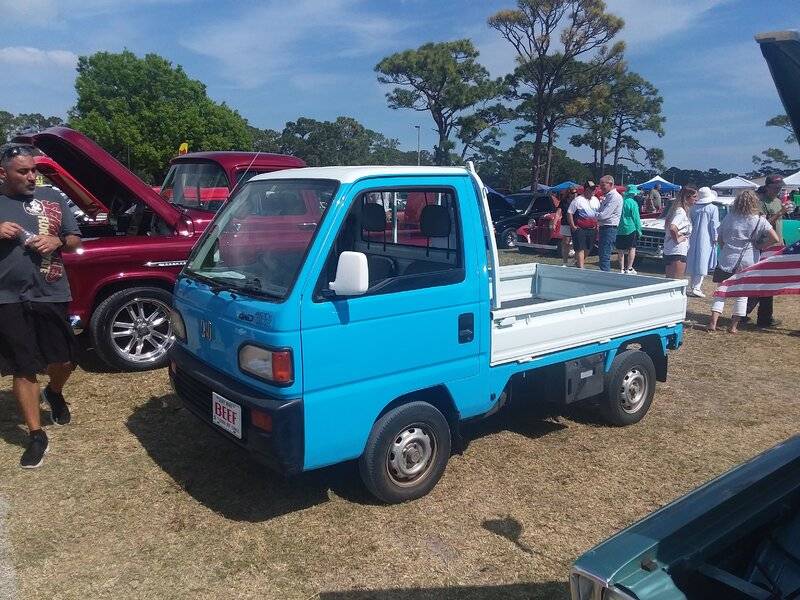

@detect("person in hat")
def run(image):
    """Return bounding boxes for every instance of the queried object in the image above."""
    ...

[685,186,720,297]
[615,184,642,273]
[744,174,790,327]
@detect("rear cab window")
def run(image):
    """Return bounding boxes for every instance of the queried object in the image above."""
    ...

[161,161,230,212]
[316,187,464,299]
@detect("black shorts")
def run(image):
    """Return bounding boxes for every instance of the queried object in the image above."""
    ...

[0,302,76,377]
[573,228,595,252]
[615,232,639,250]
[664,254,687,264]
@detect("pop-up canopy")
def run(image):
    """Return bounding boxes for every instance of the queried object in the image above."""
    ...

[712,176,758,191]
[549,180,579,191]
[637,175,681,191]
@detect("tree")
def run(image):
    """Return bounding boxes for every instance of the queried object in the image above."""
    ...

[570,69,665,177]
[69,50,251,182]
[489,0,624,190]
[375,39,508,165]
[751,113,799,175]
[250,116,432,167]
[2,110,63,141]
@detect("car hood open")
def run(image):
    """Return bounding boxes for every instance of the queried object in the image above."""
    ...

[14,127,181,228]
[757,30,800,142]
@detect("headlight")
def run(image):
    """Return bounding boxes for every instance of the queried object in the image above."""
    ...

[239,344,293,385]
[169,309,186,342]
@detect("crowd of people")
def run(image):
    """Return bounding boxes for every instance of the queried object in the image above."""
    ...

[551,173,793,333]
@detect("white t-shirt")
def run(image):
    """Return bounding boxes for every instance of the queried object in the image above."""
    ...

[663,207,692,256]
[568,195,595,216]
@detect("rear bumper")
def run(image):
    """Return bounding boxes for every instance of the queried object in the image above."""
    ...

[168,344,304,474]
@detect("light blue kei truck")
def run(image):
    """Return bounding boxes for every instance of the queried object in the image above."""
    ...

[168,165,687,503]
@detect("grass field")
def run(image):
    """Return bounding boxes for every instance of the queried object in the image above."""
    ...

[1,251,798,600]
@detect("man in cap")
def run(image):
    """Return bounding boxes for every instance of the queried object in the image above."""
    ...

[745,174,790,328]
[0,144,82,468]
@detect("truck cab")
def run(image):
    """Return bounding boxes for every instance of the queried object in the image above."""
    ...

[14,127,304,371]
[169,165,686,503]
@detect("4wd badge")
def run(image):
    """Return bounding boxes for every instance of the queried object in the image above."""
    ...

[199,320,213,341]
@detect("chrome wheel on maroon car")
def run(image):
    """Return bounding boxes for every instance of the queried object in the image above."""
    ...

[109,297,174,365]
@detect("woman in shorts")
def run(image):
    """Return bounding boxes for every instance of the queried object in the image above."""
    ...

[663,186,697,279]
[567,182,598,269]
[615,184,642,273]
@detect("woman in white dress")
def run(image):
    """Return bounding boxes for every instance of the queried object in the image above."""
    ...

[685,187,721,297]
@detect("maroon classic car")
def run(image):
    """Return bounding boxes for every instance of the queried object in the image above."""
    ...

[14,127,305,371]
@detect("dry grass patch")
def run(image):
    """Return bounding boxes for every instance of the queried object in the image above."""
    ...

[0,250,798,599]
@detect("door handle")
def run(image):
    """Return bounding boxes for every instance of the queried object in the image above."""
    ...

[297,222,317,230]
[458,313,474,343]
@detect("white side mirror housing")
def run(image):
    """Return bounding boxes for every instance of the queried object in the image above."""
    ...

[329,251,369,296]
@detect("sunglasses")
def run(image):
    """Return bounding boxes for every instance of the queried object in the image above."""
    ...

[0,145,35,161]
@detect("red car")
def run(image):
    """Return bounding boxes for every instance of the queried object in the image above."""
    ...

[14,127,305,371]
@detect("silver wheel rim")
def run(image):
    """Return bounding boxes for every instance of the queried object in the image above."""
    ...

[109,297,174,365]
[619,367,648,414]
[385,425,437,488]
[504,231,516,248]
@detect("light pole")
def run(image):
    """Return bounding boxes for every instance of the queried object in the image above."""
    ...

[414,125,420,166]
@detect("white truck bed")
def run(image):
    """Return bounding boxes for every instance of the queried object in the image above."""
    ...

[491,263,687,366]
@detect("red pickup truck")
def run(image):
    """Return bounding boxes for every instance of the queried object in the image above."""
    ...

[14,127,305,371]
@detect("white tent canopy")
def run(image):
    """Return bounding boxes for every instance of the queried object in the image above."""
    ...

[711,176,758,191]
[783,170,800,186]
[637,175,680,191]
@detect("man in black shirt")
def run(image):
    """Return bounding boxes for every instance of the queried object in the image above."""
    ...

[0,144,82,468]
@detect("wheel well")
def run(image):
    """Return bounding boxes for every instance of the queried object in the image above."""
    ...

[92,278,174,311]
[376,385,463,451]
[618,335,667,382]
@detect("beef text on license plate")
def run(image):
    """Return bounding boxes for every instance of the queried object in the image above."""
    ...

[212,392,242,439]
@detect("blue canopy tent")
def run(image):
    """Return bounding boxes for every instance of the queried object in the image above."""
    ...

[637,175,681,192]
[518,183,552,192]
[549,180,579,191]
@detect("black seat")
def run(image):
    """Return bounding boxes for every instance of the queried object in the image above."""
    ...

[403,205,452,275]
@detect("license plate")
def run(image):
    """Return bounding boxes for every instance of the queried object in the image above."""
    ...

[212,392,242,439]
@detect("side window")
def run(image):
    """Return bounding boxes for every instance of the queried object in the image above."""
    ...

[316,187,464,299]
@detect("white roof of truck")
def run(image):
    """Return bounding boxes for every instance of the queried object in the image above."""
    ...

[248,165,470,184]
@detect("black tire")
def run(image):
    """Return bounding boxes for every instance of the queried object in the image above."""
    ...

[598,349,656,426]
[90,286,174,372]
[359,401,452,504]
[498,227,517,249]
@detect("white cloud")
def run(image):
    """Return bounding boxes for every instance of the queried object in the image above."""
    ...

[180,0,403,88]
[605,0,734,52]
[0,0,192,24]
[0,46,78,69]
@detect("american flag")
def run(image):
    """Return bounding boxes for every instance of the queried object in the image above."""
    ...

[714,240,800,297]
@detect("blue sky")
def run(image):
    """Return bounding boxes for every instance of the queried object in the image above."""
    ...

[0,0,797,174]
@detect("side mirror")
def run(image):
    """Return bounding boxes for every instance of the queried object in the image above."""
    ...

[329,251,369,296]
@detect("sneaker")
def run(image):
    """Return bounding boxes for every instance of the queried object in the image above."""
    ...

[41,386,71,426]
[756,319,782,329]
[687,288,705,298]
[626,267,638,275]
[20,430,49,469]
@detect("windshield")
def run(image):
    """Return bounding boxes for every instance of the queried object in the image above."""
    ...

[161,162,230,212]
[185,179,338,300]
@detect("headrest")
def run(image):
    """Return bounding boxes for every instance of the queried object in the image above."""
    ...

[420,204,451,237]
[362,203,386,232]
[272,191,304,214]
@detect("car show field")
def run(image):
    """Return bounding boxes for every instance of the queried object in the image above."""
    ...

[1,253,798,600]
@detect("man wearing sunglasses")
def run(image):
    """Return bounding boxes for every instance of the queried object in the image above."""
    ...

[0,144,82,468]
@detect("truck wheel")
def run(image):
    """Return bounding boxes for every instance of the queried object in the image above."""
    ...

[359,402,451,504]
[90,287,174,372]
[599,350,656,426]
[498,228,517,249]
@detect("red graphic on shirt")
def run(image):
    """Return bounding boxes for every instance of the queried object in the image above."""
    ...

[35,199,64,282]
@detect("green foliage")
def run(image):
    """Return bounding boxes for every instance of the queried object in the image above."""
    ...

[69,50,251,182]
[489,0,625,187]
[375,39,507,165]
[475,141,590,192]
[766,114,797,145]
[248,116,434,167]
[570,67,665,176]
[751,114,799,175]
[1,111,63,141]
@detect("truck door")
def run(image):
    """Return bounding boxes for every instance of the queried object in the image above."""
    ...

[299,177,484,470]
